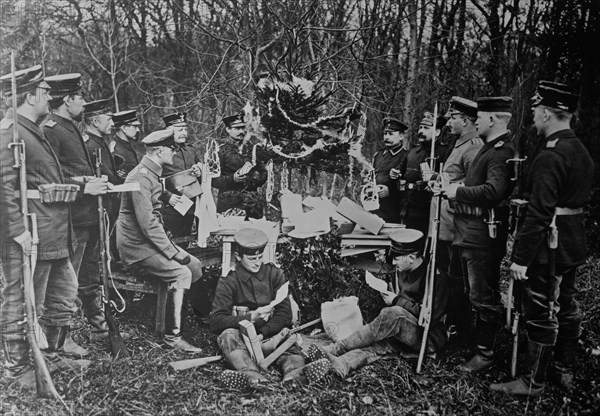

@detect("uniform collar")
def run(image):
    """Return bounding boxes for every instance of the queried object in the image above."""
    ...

[85,130,105,143]
[454,129,479,148]
[49,112,77,133]
[482,131,511,149]
[545,129,575,142]
[114,134,134,147]
[140,155,162,176]
[235,262,265,283]
[383,145,405,156]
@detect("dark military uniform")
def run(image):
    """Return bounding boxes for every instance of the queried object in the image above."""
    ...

[212,141,267,218]
[161,142,203,238]
[452,133,514,350]
[43,112,107,333]
[111,136,144,179]
[372,146,407,223]
[513,129,593,346]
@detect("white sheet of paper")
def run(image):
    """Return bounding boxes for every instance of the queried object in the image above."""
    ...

[173,194,194,215]
[268,282,289,309]
[365,271,389,294]
[107,182,141,193]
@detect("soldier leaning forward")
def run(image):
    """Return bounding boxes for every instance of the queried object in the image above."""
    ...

[491,82,594,396]
[443,96,515,374]
[0,66,93,389]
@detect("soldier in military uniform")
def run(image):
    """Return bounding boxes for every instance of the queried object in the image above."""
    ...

[212,113,267,219]
[491,82,594,396]
[435,97,483,340]
[116,129,203,352]
[400,112,450,236]
[314,229,448,377]
[211,228,331,387]
[44,73,115,353]
[111,109,143,180]
[371,117,408,224]
[1,66,94,388]
[160,112,203,238]
[442,97,515,373]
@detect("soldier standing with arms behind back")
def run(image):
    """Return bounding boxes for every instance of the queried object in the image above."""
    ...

[442,97,515,373]
[491,82,594,396]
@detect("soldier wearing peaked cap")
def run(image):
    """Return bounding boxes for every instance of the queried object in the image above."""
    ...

[0,65,91,389]
[491,82,594,396]
[434,96,483,339]
[442,96,515,374]
[212,112,268,219]
[314,228,449,377]
[211,228,332,386]
[43,73,115,356]
[371,117,409,224]
[111,109,144,180]
[116,129,204,353]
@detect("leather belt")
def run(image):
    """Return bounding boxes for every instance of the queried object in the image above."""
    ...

[555,207,583,215]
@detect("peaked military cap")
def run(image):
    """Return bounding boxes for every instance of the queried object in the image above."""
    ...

[223,113,245,129]
[420,112,447,129]
[531,81,578,113]
[234,228,268,256]
[383,117,408,132]
[476,96,513,113]
[163,112,187,127]
[142,129,177,148]
[112,110,141,127]
[44,73,82,96]
[0,65,50,96]
[83,99,113,117]
[446,96,477,118]
[389,228,424,256]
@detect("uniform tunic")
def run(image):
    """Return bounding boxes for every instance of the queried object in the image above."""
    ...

[111,135,143,179]
[512,129,594,344]
[372,146,407,223]
[210,262,292,339]
[85,130,120,185]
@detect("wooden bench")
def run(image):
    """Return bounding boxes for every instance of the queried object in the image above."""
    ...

[111,241,223,336]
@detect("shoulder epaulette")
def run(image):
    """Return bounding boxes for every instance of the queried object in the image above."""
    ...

[0,118,14,130]
[494,140,505,148]
[44,120,57,128]
[546,138,560,149]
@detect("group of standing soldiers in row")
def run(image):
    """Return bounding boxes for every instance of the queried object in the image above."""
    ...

[371,86,593,396]
[0,64,267,390]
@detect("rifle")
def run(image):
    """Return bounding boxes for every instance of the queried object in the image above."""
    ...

[94,149,130,359]
[7,52,61,400]
[416,184,443,373]
[426,101,438,171]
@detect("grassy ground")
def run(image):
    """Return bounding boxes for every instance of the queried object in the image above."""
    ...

[1,256,599,416]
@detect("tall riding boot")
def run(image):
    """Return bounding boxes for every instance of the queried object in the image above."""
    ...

[326,349,380,378]
[220,348,268,389]
[80,291,108,338]
[550,336,577,388]
[458,316,499,373]
[490,340,553,396]
[164,288,202,353]
[278,353,330,384]
[2,333,36,389]
[61,323,89,358]
[322,325,376,357]
[43,326,91,373]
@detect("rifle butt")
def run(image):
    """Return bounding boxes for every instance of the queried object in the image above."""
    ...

[26,325,61,399]
[105,314,130,359]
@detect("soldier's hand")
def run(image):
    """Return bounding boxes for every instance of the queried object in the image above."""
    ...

[84,177,109,195]
[13,230,33,256]
[389,168,401,180]
[233,170,247,183]
[173,251,191,265]
[509,262,528,281]
[381,291,396,306]
[377,184,389,198]
[250,305,273,323]
[190,163,203,177]
[441,182,461,199]
[169,195,182,207]
[117,169,127,179]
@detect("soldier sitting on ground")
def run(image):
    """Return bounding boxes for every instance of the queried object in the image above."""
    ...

[210,228,331,388]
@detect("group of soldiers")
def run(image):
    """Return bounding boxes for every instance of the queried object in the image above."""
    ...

[0,64,267,390]
[0,62,594,398]
[371,87,593,395]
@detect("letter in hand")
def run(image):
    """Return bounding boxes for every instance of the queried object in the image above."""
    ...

[380,291,396,306]
[173,251,191,265]
[14,230,33,256]
[509,262,528,281]
[169,195,182,207]
[250,305,274,323]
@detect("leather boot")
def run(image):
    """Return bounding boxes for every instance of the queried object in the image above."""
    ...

[2,333,36,390]
[490,340,552,396]
[62,329,90,358]
[323,325,376,356]
[279,354,331,384]
[550,336,577,388]
[458,316,499,373]
[224,349,268,384]
[164,288,202,353]
[80,292,109,341]
[43,326,91,373]
[326,349,379,378]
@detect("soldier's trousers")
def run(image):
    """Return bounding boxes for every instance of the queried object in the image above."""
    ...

[72,226,101,299]
[521,262,581,345]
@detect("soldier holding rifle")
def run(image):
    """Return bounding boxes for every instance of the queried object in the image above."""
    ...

[442,97,515,373]
[491,82,594,396]
[0,65,93,390]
